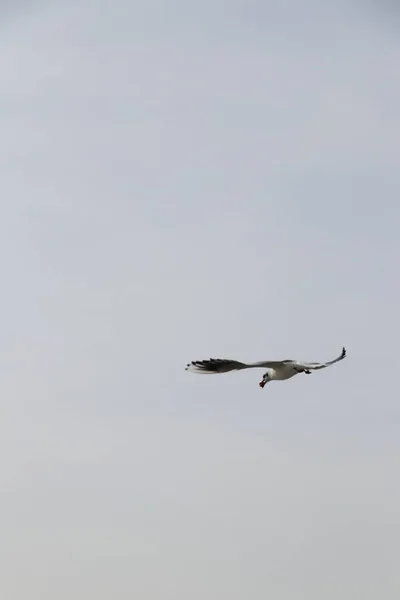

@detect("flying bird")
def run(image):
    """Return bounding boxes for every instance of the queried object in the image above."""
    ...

[186,347,346,388]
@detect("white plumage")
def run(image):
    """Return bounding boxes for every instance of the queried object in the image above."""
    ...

[186,347,346,388]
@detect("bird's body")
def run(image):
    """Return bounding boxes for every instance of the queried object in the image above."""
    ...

[261,364,302,381]
[185,347,346,388]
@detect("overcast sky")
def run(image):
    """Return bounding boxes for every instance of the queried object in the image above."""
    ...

[0,1,399,598]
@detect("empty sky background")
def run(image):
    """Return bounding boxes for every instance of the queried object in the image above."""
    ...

[0,1,399,598]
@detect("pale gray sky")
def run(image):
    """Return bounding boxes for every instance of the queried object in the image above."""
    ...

[0,1,399,598]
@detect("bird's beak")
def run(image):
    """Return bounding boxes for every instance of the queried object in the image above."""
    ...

[259,380,266,389]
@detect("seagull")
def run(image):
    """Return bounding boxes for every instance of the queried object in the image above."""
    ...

[185,347,346,388]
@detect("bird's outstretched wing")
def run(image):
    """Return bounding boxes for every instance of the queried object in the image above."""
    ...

[185,358,285,374]
[186,359,250,374]
[291,347,346,371]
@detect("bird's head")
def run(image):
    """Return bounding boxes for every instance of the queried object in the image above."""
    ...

[259,372,271,389]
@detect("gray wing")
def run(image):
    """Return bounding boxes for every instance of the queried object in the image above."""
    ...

[185,358,284,374]
[291,347,346,371]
